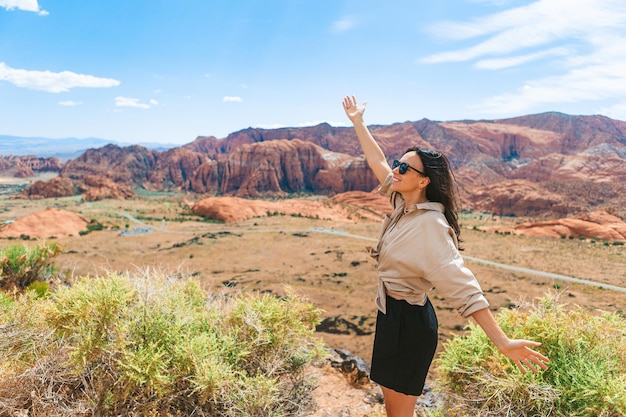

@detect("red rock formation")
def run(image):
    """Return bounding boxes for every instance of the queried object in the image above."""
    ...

[14,165,35,178]
[29,113,624,220]
[183,123,364,159]
[0,155,62,178]
[466,180,573,217]
[17,155,63,172]
[188,139,379,196]
[19,177,75,199]
[60,144,211,193]
[483,210,626,241]
[79,175,135,201]
[146,147,211,190]
[190,193,387,223]
[0,207,89,239]
[60,144,158,185]
[329,191,391,216]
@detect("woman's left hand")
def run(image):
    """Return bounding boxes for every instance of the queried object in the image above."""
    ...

[499,339,550,374]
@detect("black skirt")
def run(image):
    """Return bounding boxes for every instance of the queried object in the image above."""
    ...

[370,295,438,396]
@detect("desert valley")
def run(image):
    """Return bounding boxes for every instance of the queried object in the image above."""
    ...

[1,112,626,415]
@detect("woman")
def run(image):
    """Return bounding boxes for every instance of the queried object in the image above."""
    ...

[342,95,549,417]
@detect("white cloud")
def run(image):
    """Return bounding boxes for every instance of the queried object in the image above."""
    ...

[256,123,287,130]
[331,16,356,33]
[423,0,626,63]
[473,39,626,115]
[421,0,626,116]
[58,100,82,106]
[600,103,626,121]
[115,96,153,109]
[475,47,570,70]
[0,62,120,92]
[223,96,243,102]
[0,0,47,15]
[297,120,331,127]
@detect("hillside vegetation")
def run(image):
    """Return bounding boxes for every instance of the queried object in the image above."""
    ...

[0,257,326,416]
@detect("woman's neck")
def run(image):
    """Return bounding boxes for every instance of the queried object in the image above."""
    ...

[401,191,428,208]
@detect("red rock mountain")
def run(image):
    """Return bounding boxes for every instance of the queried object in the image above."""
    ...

[0,155,63,178]
[19,112,626,220]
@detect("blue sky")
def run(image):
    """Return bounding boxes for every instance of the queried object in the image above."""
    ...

[2,0,626,145]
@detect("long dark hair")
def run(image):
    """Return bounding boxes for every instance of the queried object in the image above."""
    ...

[406,147,463,247]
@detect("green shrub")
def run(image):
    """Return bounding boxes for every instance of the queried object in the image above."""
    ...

[79,219,104,235]
[26,280,50,297]
[435,292,626,417]
[0,272,326,416]
[0,242,62,291]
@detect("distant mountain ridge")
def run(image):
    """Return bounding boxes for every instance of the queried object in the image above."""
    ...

[0,135,177,161]
[9,111,626,219]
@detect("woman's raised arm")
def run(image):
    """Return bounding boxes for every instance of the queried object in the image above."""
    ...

[342,95,391,184]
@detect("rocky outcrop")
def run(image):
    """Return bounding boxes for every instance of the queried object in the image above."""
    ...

[187,139,378,196]
[79,175,135,202]
[0,207,90,239]
[329,191,391,216]
[0,155,62,178]
[14,165,35,178]
[146,147,211,190]
[189,189,392,223]
[465,180,573,217]
[183,123,364,159]
[483,210,626,241]
[17,155,64,172]
[19,174,135,201]
[59,144,209,196]
[18,177,75,199]
[60,144,158,186]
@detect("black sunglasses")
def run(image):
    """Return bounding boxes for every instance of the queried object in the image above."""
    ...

[392,160,427,176]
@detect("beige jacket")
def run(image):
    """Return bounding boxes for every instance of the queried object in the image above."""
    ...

[369,173,489,318]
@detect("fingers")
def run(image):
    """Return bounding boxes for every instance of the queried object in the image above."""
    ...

[525,346,550,365]
[342,95,366,118]
[514,347,549,375]
[342,95,359,109]
[515,360,529,374]
[526,360,540,374]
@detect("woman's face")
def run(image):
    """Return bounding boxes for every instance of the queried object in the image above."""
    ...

[390,151,429,194]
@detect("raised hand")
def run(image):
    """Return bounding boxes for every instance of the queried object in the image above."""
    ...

[342,95,367,123]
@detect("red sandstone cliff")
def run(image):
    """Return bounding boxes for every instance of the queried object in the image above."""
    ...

[14,112,626,219]
[187,139,378,196]
[0,155,62,178]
